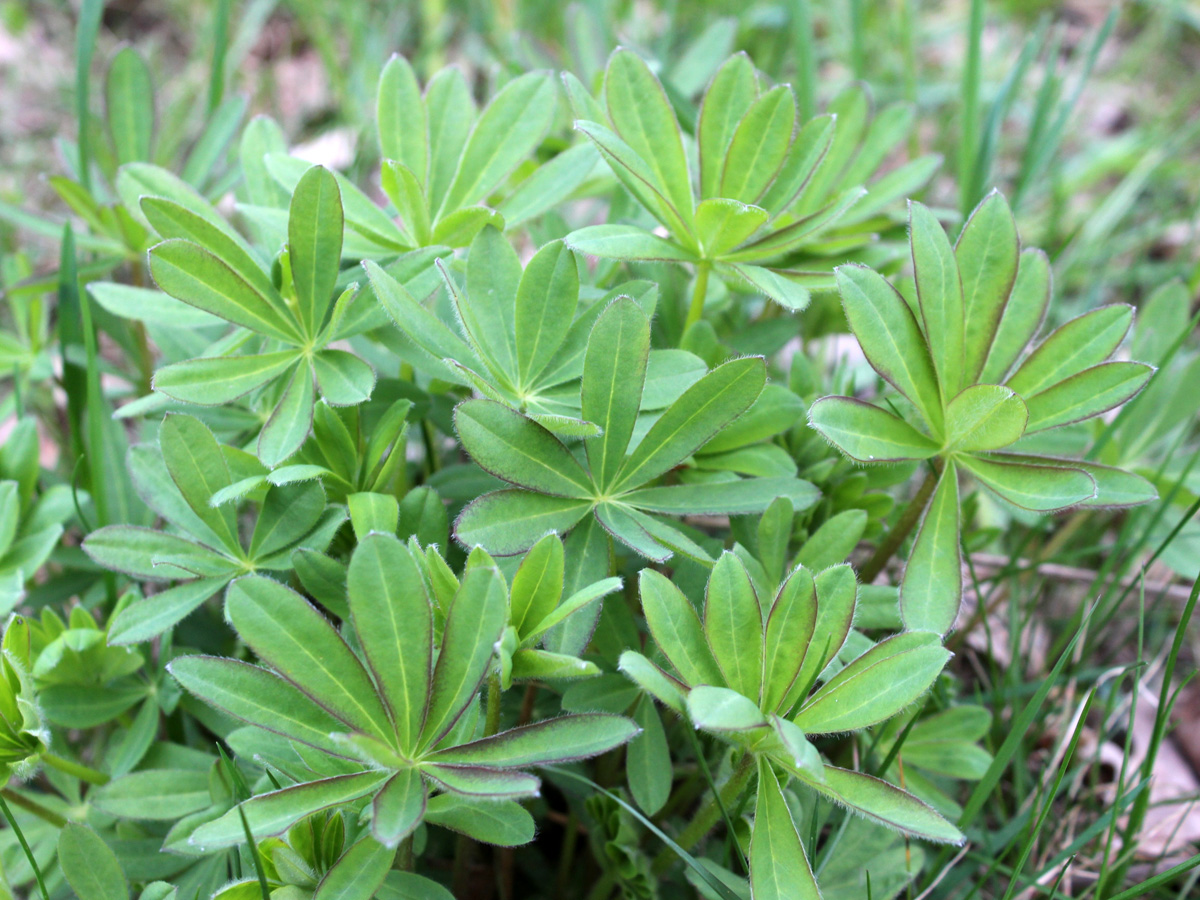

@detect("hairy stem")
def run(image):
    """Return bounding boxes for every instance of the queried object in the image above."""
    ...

[43,752,109,786]
[858,463,941,585]
[1,787,67,828]
[684,261,712,333]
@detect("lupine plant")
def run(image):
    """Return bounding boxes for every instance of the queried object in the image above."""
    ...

[0,17,1174,900]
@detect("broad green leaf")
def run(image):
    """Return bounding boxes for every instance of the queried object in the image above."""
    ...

[808,397,940,462]
[159,414,239,553]
[595,502,672,562]
[702,383,805,454]
[81,525,226,580]
[370,769,426,848]
[628,696,671,815]
[523,576,622,647]
[92,770,211,821]
[704,552,764,699]
[959,454,1095,512]
[604,49,694,226]
[618,650,687,715]
[153,351,299,405]
[694,198,768,257]
[58,823,128,900]
[258,361,315,467]
[438,71,556,217]
[757,496,795,585]
[459,226,522,382]
[315,835,395,899]
[720,84,795,203]
[784,565,856,714]
[454,490,591,555]
[149,239,301,342]
[583,298,651,489]
[116,162,227,232]
[1023,362,1152,433]
[805,766,964,844]
[240,114,289,207]
[378,873,455,900]
[289,166,344,336]
[639,569,725,688]
[944,385,1027,451]
[377,55,427,186]
[106,47,153,165]
[348,534,432,752]
[835,264,943,435]
[979,247,1050,384]
[424,795,534,847]
[687,685,768,732]
[509,648,600,681]
[514,240,579,386]
[998,455,1157,509]
[141,198,275,301]
[313,349,376,406]
[425,67,476,209]
[365,259,478,375]
[509,534,564,637]
[625,477,818,516]
[497,142,600,229]
[226,575,395,740]
[957,192,1019,382]
[431,713,638,766]
[910,202,966,395]
[751,760,822,900]
[192,772,390,849]
[615,356,766,492]
[722,263,812,310]
[757,113,836,216]
[88,282,221,328]
[901,463,961,635]
[794,633,949,734]
[698,53,758,200]
[107,576,230,645]
[455,401,592,497]
[1007,304,1134,397]
[168,655,347,755]
[762,566,817,713]
[381,160,431,246]
[793,510,867,571]
[566,223,694,262]
[421,764,540,799]
[420,565,508,749]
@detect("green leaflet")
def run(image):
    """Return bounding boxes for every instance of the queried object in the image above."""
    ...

[582,297,651,490]
[784,565,857,714]
[314,835,395,899]
[803,765,964,844]
[58,823,129,900]
[627,696,671,815]
[158,414,239,554]
[623,477,819,516]
[420,565,508,749]
[910,201,966,397]
[687,685,768,732]
[225,575,396,742]
[258,361,316,467]
[370,770,427,848]
[698,53,759,200]
[168,655,346,755]
[943,385,1027,451]
[288,166,344,336]
[377,55,427,186]
[835,264,944,436]
[762,566,817,713]
[1007,304,1133,397]
[509,533,565,637]
[106,48,153,165]
[424,795,535,847]
[514,240,580,387]
[153,351,300,405]
[956,191,1019,382]
[454,491,592,555]
[191,772,390,848]
[1023,362,1152,433]
[808,397,940,462]
[603,49,694,228]
[900,462,962,635]
[695,199,769,258]
[347,534,433,752]
[430,713,638,766]
[959,454,1096,512]
[979,248,1050,384]
[703,552,763,700]
[639,569,725,688]
[720,85,796,203]
[750,760,823,900]
[454,401,592,497]
[614,356,766,492]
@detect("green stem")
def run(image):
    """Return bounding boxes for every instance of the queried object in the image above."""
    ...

[684,261,712,333]
[0,793,49,900]
[858,463,941,585]
[651,755,754,876]
[1,787,67,828]
[43,752,109,786]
